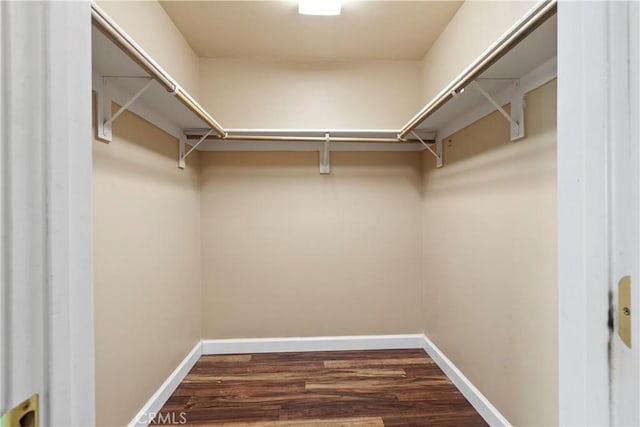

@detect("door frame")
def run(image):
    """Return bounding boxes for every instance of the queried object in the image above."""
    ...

[558,1,639,425]
[0,1,94,425]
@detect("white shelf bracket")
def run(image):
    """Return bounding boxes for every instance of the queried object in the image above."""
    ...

[470,80,525,141]
[179,129,214,169]
[178,135,187,169]
[96,78,154,143]
[411,131,443,168]
[96,86,112,143]
[320,133,331,174]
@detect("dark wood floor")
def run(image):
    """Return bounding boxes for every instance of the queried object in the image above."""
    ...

[155,349,487,426]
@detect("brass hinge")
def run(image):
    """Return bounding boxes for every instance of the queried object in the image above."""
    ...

[0,394,38,427]
[619,276,632,348]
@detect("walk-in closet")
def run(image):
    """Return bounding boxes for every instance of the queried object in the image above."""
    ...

[3,1,638,426]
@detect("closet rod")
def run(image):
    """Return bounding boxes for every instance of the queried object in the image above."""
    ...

[193,134,416,144]
[398,0,557,139]
[91,3,227,138]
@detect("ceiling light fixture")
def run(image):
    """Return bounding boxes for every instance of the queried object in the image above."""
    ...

[298,0,341,16]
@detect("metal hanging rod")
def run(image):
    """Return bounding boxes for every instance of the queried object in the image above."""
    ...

[183,129,433,144]
[398,0,557,139]
[185,133,424,144]
[220,134,409,143]
[91,3,226,138]
[222,128,402,135]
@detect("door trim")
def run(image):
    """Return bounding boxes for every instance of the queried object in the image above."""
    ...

[557,2,638,424]
[0,2,94,425]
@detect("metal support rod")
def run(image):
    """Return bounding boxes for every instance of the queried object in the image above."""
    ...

[182,129,214,160]
[411,131,440,160]
[104,79,153,126]
[470,81,519,130]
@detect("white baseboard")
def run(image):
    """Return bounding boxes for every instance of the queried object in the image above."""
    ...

[201,334,426,355]
[127,341,202,427]
[421,335,511,427]
[129,335,509,427]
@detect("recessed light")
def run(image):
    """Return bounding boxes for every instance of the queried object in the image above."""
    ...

[298,0,341,16]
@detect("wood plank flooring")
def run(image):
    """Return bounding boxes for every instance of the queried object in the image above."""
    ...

[155,349,487,426]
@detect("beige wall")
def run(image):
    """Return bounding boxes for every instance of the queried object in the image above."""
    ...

[93,104,202,426]
[199,58,423,129]
[420,1,537,104]
[200,151,423,338]
[97,0,200,97]
[421,80,557,426]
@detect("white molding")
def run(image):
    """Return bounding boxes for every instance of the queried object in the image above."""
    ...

[438,56,557,142]
[48,3,95,425]
[127,342,202,427]
[421,336,511,427]
[201,334,426,355]
[557,2,611,425]
[0,0,4,409]
[1,4,48,416]
[1,2,94,425]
